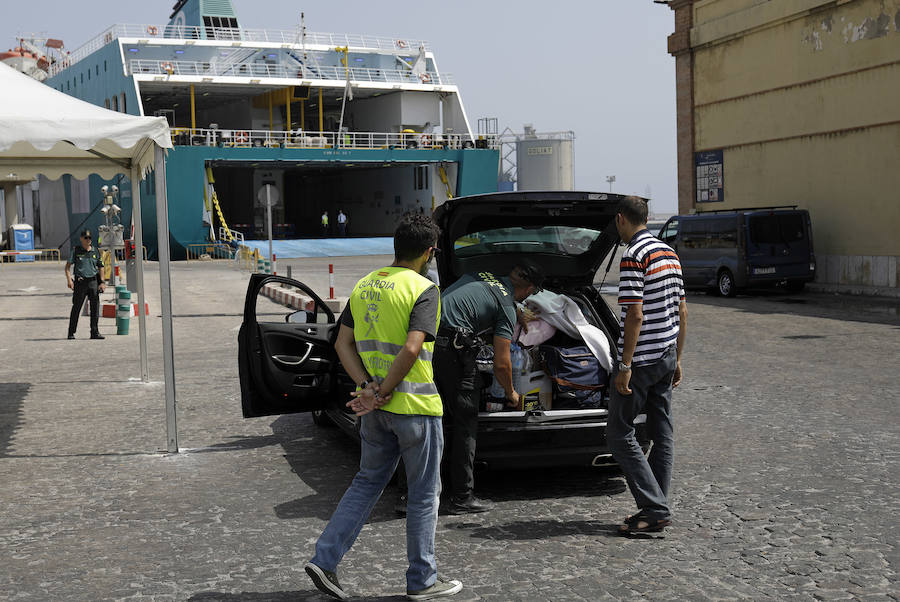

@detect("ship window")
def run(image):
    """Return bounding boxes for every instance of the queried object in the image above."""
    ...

[104,60,107,72]
[80,73,83,84]
[414,165,429,190]
[96,65,99,75]
[66,81,70,91]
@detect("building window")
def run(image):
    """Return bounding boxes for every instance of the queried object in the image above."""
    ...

[80,73,83,84]
[96,65,99,75]
[104,98,110,109]
[111,95,118,111]
[104,60,107,72]
[121,93,126,114]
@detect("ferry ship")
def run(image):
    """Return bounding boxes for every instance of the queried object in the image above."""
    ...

[39,0,499,258]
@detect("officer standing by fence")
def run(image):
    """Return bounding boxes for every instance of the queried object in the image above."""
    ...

[65,230,105,340]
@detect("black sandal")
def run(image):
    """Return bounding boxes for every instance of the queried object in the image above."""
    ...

[618,514,670,534]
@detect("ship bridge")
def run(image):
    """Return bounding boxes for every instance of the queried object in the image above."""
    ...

[39,0,499,257]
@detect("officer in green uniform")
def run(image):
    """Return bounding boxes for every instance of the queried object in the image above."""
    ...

[434,261,544,514]
[65,229,105,339]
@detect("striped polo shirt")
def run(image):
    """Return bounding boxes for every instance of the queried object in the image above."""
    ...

[617,229,685,367]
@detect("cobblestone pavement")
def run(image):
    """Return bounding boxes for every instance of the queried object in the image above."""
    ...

[0,260,897,601]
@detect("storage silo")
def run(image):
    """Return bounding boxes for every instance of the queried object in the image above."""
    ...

[515,127,575,191]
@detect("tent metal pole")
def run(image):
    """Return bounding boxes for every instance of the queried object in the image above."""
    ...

[154,146,178,453]
[130,165,150,383]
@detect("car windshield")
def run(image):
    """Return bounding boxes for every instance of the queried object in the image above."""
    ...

[454,226,604,257]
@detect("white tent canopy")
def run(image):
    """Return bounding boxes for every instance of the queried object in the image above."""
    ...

[0,62,180,452]
[0,63,170,179]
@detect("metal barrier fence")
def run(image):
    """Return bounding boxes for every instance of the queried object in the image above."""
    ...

[186,243,235,261]
[128,59,451,86]
[52,24,431,75]
[172,127,496,150]
[0,248,61,263]
[233,245,260,271]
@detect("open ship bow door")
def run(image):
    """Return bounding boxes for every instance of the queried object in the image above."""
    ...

[238,274,339,418]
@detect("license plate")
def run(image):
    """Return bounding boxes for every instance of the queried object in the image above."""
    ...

[754,267,776,275]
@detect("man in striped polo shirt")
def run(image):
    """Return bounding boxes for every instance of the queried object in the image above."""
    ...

[609,196,688,535]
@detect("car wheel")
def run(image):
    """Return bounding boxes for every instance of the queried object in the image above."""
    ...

[717,269,736,297]
[311,410,335,427]
[786,280,805,293]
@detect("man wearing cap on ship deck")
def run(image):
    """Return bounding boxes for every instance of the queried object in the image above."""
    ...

[432,260,544,515]
[64,229,106,340]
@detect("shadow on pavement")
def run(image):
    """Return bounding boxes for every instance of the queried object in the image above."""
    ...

[266,413,393,523]
[453,519,624,540]
[0,382,29,456]
[265,416,627,525]
[686,289,900,326]
[189,591,404,601]
[474,465,627,502]
[187,591,317,601]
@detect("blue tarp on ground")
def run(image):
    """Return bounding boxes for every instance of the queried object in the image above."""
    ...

[242,237,394,258]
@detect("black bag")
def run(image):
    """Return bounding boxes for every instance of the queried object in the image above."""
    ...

[539,344,609,392]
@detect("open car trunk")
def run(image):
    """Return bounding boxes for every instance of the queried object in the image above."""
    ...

[433,192,639,468]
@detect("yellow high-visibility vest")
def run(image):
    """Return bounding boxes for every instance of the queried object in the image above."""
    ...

[349,266,442,416]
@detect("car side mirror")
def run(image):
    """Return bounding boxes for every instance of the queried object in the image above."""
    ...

[286,310,314,324]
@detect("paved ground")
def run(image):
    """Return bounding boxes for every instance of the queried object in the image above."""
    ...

[0,259,898,601]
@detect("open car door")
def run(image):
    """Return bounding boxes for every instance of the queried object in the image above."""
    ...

[238,274,340,418]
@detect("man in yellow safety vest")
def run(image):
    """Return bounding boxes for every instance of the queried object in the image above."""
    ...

[304,212,462,601]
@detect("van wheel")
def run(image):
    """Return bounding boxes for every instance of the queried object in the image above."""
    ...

[311,410,335,427]
[717,269,736,297]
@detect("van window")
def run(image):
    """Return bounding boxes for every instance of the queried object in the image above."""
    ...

[659,219,678,244]
[680,217,737,248]
[748,213,805,245]
[680,219,707,249]
[708,217,737,248]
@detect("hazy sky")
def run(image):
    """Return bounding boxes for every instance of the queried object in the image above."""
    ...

[2,1,678,213]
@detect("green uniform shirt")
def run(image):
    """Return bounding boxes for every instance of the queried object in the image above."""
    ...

[70,245,103,279]
[440,272,516,340]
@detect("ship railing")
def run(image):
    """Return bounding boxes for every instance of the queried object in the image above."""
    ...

[169,128,499,150]
[51,24,430,77]
[128,59,453,85]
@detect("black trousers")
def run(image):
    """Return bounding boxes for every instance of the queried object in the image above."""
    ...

[434,343,480,501]
[68,278,100,336]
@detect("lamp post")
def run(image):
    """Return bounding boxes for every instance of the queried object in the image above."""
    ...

[98,184,123,287]
[606,175,616,192]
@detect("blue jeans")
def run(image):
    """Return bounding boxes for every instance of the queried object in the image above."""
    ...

[607,345,676,521]
[311,410,443,591]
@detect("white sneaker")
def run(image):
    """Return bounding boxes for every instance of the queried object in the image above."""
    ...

[407,576,463,600]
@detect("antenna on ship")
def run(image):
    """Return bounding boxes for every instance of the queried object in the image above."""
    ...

[300,12,306,62]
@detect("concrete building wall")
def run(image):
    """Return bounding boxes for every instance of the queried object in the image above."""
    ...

[665,0,900,293]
